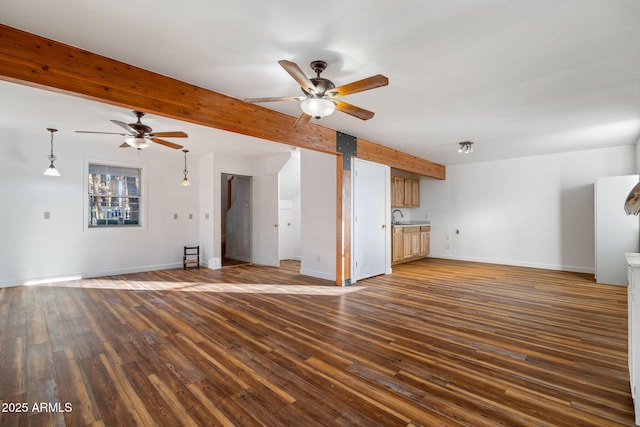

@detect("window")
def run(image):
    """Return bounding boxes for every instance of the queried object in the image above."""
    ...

[88,164,142,228]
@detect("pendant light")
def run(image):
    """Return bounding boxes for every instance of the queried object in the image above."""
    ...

[43,128,60,176]
[181,149,191,186]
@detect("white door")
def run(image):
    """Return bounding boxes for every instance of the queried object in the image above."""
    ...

[279,208,293,260]
[353,158,389,281]
[252,173,280,266]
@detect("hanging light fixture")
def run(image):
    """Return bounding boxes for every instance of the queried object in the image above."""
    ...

[181,149,191,186]
[43,128,60,176]
[458,141,474,154]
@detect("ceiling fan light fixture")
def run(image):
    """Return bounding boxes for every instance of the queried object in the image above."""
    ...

[125,136,152,149]
[458,141,474,154]
[300,98,335,119]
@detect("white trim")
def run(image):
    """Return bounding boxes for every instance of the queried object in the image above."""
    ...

[0,262,183,288]
[299,268,336,282]
[427,254,595,274]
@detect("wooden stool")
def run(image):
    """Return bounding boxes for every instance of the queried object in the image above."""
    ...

[183,245,200,269]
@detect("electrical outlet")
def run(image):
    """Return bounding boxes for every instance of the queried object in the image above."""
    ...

[173,213,178,220]
[189,213,193,220]
[44,211,50,220]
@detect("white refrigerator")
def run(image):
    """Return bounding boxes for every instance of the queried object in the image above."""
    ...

[595,174,640,285]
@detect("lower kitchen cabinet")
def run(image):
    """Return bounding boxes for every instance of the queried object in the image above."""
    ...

[392,225,430,264]
[403,227,421,259]
[392,227,404,263]
[420,227,430,255]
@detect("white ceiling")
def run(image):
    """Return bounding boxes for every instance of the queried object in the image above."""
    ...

[1,0,639,166]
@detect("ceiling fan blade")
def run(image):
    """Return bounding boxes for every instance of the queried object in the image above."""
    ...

[151,137,184,150]
[244,96,306,103]
[111,119,137,133]
[76,130,129,136]
[149,131,188,138]
[334,100,375,120]
[294,112,312,127]
[278,60,317,93]
[326,74,389,98]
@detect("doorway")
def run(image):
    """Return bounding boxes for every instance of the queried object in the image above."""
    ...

[221,173,251,267]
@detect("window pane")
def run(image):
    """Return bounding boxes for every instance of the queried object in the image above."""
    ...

[88,163,141,228]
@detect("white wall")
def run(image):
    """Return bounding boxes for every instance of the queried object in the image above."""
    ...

[0,129,199,287]
[418,145,636,272]
[198,152,216,267]
[0,128,338,286]
[300,149,336,281]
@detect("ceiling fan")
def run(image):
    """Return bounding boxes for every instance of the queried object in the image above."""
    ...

[76,111,188,149]
[244,60,389,125]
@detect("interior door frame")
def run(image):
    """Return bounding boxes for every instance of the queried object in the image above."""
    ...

[220,173,252,265]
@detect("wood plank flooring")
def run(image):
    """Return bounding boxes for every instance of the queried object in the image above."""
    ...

[0,258,634,426]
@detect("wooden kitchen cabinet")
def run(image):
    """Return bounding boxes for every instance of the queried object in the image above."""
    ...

[391,175,420,207]
[420,226,430,255]
[403,227,421,259]
[392,227,404,262]
[392,225,430,264]
[404,178,420,207]
[391,175,405,207]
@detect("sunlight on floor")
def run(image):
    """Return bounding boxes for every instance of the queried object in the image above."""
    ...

[29,278,366,295]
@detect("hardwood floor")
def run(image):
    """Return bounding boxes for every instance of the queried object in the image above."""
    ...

[0,258,634,426]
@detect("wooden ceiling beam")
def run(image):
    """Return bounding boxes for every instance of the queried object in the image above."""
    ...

[0,24,445,179]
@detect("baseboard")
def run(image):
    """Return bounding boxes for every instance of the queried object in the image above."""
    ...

[429,253,594,274]
[299,268,335,282]
[85,262,185,278]
[1,262,184,288]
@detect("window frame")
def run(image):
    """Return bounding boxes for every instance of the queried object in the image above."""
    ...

[84,159,147,232]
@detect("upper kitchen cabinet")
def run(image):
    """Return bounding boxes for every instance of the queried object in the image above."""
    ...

[391,175,405,206]
[391,175,420,208]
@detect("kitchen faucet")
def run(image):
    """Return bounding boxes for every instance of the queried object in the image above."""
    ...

[392,209,404,224]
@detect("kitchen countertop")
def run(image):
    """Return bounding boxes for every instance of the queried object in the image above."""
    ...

[392,220,431,227]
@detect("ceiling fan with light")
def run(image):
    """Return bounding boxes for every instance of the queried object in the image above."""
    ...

[244,60,389,125]
[76,111,188,149]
